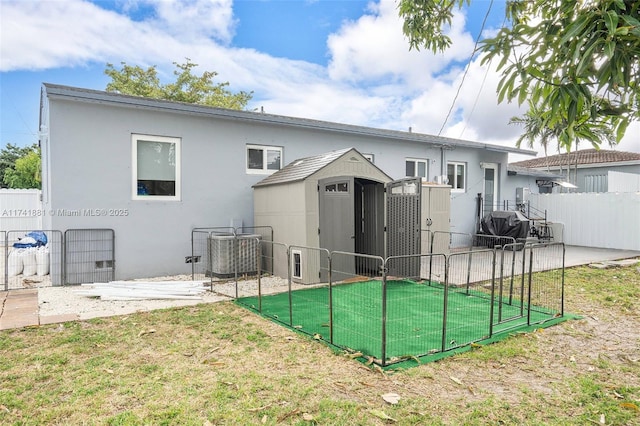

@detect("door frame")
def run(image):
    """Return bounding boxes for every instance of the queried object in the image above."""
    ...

[482,163,499,216]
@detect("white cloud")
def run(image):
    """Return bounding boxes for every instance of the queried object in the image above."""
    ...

[147,0,236,43]
[5,0,632,159]
[326,0,474,88]
[0,0,190,70]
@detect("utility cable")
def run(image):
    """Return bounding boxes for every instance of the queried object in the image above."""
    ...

[459,11,509,139]
[438,0,494,136]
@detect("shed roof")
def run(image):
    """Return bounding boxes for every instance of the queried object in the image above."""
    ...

[510,149,640,169]
[253,148,389,187]
[42,83,537,156]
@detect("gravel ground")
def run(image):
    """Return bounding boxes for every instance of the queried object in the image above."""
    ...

[37,275,293,320]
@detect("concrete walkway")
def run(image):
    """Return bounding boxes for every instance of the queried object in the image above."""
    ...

[0,288,77,330]
[1,245,639,331]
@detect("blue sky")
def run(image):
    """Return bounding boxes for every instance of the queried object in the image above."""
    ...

[1,0,638,158]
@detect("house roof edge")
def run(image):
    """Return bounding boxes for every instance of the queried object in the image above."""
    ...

[42,83,536,156]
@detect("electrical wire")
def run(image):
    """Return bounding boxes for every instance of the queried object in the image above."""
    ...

[458,60,491,138]
[438,0,494,136]
[459,11,509,139]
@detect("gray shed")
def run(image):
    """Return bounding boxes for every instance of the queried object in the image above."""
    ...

[254,148,451,282]
[254,148,391,256]
[254,148,391,282]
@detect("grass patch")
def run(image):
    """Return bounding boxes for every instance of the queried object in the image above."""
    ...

[0,262,638,424]
[565,264,640,314]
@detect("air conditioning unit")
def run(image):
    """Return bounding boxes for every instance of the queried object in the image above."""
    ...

[515,187,530,204]
[207,233,262,278]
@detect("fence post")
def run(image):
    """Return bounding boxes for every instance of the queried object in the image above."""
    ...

[441,254,450,352]
[428,230,435,283]
[2,231,7,291]
[561,243,566,317]
[287,246,293,326]
[381,259,388,367]
[256,237,262,312]
[328,252,334,345]
[488,249,497,338]
[526,246,535,326]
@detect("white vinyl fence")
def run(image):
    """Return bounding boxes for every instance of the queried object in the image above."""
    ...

[531,192,640,250]
[609,171,640,193]
[0,189,43,231]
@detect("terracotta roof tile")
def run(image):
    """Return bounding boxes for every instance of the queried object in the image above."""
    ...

[510,149,640,168]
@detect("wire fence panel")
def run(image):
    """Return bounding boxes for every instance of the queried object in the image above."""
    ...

[384,254,447,364]
[330,251,384,360]
[4,230,63,290]
[493,243,528,325]
[430,231,473,254]
[443,249,496,351]
[64,229,115,285]
[230,239,566,367]
[237,246,331,344]
[525,242,565,320]
[256,240,287,280]
[446,249,495,294]
[0,231,5,289]
[473,234,517,250]
[235,226,273,245]
[238,226,274,279]
[190,227,236,288]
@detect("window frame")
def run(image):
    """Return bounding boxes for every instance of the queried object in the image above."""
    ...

[291,249,302,280]
[246,144,283,175]
[405,158,429,179]
[131,134,181,201]
[447,161,466,193]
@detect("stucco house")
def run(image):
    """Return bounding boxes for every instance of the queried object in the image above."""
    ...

[38,83,535,279]
[510,149,640,193]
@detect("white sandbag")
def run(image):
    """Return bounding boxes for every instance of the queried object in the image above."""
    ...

[8,248,24,277]
[21,248,37,277]
[36,246,50,276]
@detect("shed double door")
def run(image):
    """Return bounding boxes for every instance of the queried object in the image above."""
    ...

[319,176,424,279]
[319,176,387,280]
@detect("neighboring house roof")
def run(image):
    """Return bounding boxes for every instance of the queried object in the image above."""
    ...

[253,148,390,187]
[42,83,536,156]
[510,149,640,169]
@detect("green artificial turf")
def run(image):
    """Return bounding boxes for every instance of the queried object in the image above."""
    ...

[237,279,570,367]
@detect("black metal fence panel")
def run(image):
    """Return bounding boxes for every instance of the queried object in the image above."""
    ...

[525,242,565,318]
[4,230,63,290]
[430,231,473,254]
[64,229,115,285]
[224,231,567,368]
[0,231,4,289]
[330,251,385,359]
[384,254,447,362]
[443,249,496,352]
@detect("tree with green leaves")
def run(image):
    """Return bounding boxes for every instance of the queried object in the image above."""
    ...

[510,105,615,184]
[399,0,640,152]
[105,59,253,110]
[3,147,41,189]
[0,143,40,189]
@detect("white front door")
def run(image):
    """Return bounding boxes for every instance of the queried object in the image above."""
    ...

[483,163,499,217]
